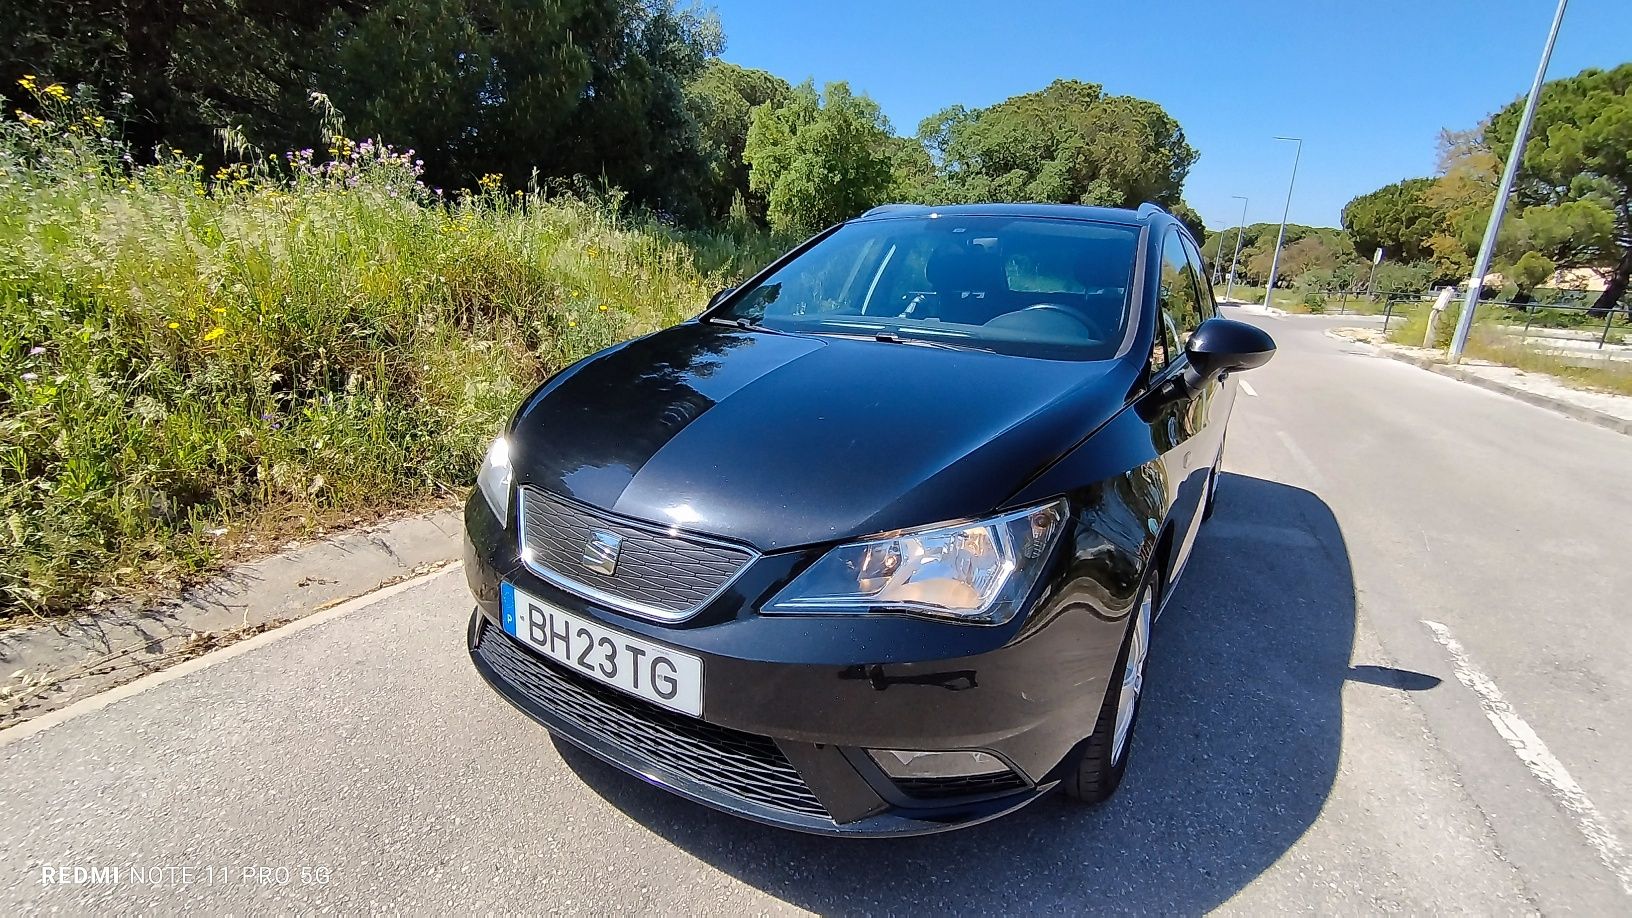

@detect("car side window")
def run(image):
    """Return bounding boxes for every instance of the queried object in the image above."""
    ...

[1153,230,1203,370]
[1181,235,1217,319]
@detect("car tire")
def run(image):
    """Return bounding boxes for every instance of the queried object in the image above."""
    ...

[1062,574,1157,805]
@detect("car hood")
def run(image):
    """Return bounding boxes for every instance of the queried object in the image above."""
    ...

[511,323,1132,550]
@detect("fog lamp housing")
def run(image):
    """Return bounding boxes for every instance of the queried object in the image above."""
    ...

[869,749,1009,780]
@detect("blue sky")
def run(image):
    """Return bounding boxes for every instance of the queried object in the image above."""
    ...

[707,1,1632,231]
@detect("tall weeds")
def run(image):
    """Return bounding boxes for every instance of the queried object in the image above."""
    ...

[0,83,775,620]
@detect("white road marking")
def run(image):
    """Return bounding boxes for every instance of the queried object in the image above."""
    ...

[0,564,462,748]
[1240,380,1259,397]
[1274,430,1326,486]
[1423,619,1632,897]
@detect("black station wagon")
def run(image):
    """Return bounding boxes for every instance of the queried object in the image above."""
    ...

[462,202,1275,835]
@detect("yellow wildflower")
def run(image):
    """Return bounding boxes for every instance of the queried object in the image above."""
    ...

[167,322,180,330]
[598,305,608,311]
[17,75,36,90]
[568,321,577,327]
[212,306,226,314]
[43,83,68,101]
[202,327,225,341]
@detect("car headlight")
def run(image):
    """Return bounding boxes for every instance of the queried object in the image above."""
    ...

[765,498,1068,625]
[476,435,514,527]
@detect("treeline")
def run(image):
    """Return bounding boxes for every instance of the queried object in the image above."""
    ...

[1199,224,1371,290]
[1,0,1202,235]
[1339,63,1630,315]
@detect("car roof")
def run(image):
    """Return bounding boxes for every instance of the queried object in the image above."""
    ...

[852,202,1167,228]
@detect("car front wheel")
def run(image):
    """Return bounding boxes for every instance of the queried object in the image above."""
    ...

[1062,575,1156,804]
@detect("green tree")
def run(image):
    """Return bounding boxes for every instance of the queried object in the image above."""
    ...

[743,80,895,235]
[325,0,723,218]
[1485,62,1632,315]
[1371,261,1436,296]
[685,60,790,222]
[1279,235,1345,278]
[1170,202,1207,245]
[1421,126,1498,283]
[881,134,939,204]
[1507,250,1557,302]
[918,79,1196,208]
[1206,223,1354,286]
[1342,177,1440,262]
[1,0,346,157]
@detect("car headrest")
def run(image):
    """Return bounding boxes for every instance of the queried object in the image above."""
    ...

[926,245,1009,295]
[1073,248,1131,290]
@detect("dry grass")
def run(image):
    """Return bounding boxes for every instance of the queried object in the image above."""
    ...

[1464,330,1632,397]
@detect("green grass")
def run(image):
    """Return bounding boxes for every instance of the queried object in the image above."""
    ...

[1383,302,1451,349]
[0,88,781,621]
[1463,331,1632,397]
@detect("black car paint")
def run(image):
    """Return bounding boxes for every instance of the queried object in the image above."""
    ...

[509,322,1130,551]
[463,203,1266,835]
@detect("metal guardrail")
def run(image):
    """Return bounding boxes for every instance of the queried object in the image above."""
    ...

[1503,300,1629,350]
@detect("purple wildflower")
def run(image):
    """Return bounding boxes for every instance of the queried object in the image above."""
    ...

[20,372,37,381]
[29,346,45,356]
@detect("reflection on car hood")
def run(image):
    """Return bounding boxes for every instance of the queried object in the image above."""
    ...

[512,323,1134,549]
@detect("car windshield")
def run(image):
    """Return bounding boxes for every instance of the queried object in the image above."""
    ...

[716,215,1141,360]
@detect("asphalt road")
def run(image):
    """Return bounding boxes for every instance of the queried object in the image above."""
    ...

[5,311,1631,914]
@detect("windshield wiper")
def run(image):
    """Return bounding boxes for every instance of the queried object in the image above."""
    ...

[707,316,783,335]
[872,330,934,347]
[873,329,992,352]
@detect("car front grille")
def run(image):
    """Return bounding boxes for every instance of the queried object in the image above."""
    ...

[474,621,830,820]
[518,486,755,620]
[893,771,1029,801]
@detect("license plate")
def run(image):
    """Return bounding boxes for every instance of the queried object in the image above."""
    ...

[501,582,703,717]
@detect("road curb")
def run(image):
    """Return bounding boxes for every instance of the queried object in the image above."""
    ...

[1365,344,1632,438]
[0,506,466,729]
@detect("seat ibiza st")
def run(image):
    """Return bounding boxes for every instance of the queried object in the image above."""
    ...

[462,202,1274,835]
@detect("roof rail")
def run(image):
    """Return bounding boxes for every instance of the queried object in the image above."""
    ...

[860,203,928,217]
[1136,202,1168,219]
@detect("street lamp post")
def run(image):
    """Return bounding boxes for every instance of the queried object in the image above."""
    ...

[1448,0,1569,362]
[1224,195,1248,302]
[1260,136,1303,310]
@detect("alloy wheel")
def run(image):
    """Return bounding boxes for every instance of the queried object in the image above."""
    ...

[1112,586,1153,765]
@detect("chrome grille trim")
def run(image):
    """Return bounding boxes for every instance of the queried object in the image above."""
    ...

[517,486,758,623]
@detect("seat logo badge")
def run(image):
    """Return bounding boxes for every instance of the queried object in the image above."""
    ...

[582,530,622,576]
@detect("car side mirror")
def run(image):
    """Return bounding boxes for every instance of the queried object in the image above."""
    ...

[1183,317,1275,390]
[707,286,736,310]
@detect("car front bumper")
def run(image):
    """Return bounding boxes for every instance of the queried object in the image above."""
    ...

[463,493,1133,836]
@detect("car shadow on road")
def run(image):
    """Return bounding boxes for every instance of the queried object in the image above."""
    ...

[558,472,1372,912]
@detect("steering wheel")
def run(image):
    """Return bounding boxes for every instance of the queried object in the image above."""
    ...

[989,303,1107,340]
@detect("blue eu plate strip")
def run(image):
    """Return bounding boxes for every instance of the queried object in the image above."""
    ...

[500,582,517,636]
